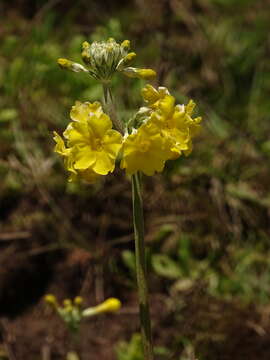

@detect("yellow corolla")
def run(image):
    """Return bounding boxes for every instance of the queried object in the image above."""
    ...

[141,84,169,108]
[121,122,172,176]
[141,84,202,159]
[53,101,123,182]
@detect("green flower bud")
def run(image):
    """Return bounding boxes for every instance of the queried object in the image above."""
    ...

[57,58,88,73]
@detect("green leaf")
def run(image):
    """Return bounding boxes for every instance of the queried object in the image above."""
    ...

[122,250,136,273]
[0,109,18,122]
[152,254,182,279]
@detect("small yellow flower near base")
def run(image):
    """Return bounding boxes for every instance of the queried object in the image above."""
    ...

[63,299,72,307]
[74,296,83,307]
[82,298,121,317]
[94,298,121,314]
[44,294,58,308]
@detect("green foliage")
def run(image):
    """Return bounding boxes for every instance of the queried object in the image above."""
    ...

[147,230,270,303]
[152,254,182,279]
[1,0,270,332]
[115,334,171,360]
[116,334,144,360]
[122,250,136,275]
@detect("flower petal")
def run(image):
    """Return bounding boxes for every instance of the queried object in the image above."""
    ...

[88,113,112,139]
[102,129,123,159]
[70,101,102,123]
[64,122,90,146]
[53,131,70,156]
[74,146,96,170]
[141,84,160,104]
[93,151,114,175]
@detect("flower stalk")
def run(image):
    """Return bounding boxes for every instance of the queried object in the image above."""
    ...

[131,172,154,360]
[102,83,124,134]
[102,85,154,360]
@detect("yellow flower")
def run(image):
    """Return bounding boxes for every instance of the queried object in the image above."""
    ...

[91,298,121,314]
[44,294,58,308]
[53,101,123,182]
[121,84,202,176]
[141,84,202,159]
[121,122,172,176]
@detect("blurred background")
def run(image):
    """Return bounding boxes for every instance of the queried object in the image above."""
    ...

[1,0,270,359]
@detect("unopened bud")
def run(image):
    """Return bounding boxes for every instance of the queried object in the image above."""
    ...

[74,296,83,307]
[63,299,72,307]
[186,99,196,115]
[57,58,88,73]
[93,298,121,314]
[82,41,90,50]
[122,67,156,80]
[82,298,121,317]
[81,42,91,64]
[117,52,137,71]
[121,40,130,51]
[141,84,160,104]
[44,294,57,308]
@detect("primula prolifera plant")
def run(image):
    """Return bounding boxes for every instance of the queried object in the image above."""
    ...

[45,295,121,334]
[45,295,121,360]
[54,38,202,360]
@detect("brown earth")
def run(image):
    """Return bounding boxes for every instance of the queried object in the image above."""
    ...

[1,246,270,360]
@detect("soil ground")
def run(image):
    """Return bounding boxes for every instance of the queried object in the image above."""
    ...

[1,246,270,360]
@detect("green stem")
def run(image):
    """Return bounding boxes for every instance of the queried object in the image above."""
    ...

[132,173,154,360]
[102,85,154,360]
[102,84,124,134]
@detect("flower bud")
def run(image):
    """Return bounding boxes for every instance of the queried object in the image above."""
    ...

[74,296,83,307]
[44,294,57,308]
[121,40,130,51]
[186,99,196,115]
[94,298,121,313]
[122,67,156,80]
[57,58,88,73]
[81,41,91,65]
[57,39,156,83]
[82,298,121,317]
[63,299,72,307]
[141,84,160,104]
[117,52,137,71]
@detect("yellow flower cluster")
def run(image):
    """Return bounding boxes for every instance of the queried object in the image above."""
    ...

[44,294,121,332]
[54,101,122,183]
[54,85,201,182]
[58,38,156,82]
[120,84,202,175]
